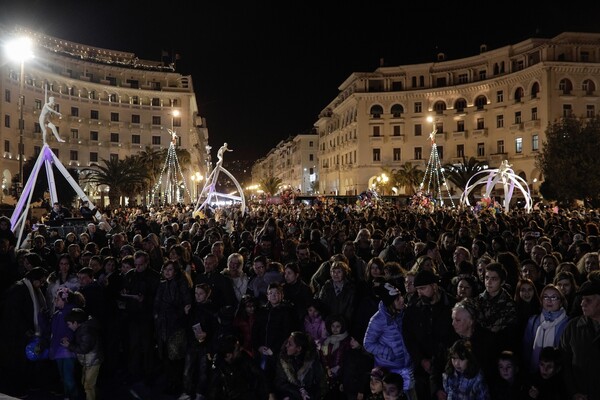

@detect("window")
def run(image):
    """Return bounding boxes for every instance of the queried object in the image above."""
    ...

[110,154,119,162]
[4,140,9,152]
[35,99,42,110]
[457,120,465,132]
[172,117,181,127]
[4,89,10,103]
[477,118,485,129]
[152,136,161,145]
[531,107,538,120]
[52,148,59,158]
[152,116,161,125]
[497,140,505,154]
[581,51,590,62]
[309,141,314,147]
[109,94,117,103]
[477,143,485,157]
[34,123,40,133]
[515,112,522,124]
[583,79,596,95]
[90,152,98,162]
[587,105,596,118]
[454,99,467,112]
[132,96,140,105]
[71,107,79,117]
[110,112,119,122]
[372,148,381,162]
[563,104,572,117]
[90,110,99,120]
[33,146,40,157]
[434,101,446,114]
[435,122,444,133]
[370,105,383,118]
[90,131,98,141]
[372,126,381,137]
[496,90,504,103]
[559,79,573,95]
[151,98,161,107]
[496,115,504,128]
[532,134,539,151]
[414,102,422,113]
[393,148,401,161]
[414,147,422,160]
[309,154,314,161]
[475,96,487,110]
[132,114,141,124]
[457,144,465,157]
[393,126,401,136]
[391,104,404,117]
[110,133,119,142]
[71,129,78,139]
[437,146,444,160]
[70,150,78,161]
[515,137,523,153]
[415,124,422,136]
[458,74,468,84]
[132,134,141,144]
[4,115,9,128]
[479,70,487,80]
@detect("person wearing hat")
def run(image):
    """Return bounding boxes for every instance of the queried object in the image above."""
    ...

[367,366,386,399]
[559,278,600,400]
[364,281,417,399]
[403,269,456,400]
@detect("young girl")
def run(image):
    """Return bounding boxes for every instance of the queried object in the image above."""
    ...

[320,314,353,398]
[442,339,490,400]
[304,299,328,346]
[367,366,386,400]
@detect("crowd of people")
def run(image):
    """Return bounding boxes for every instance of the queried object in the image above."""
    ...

[0,198,599,400]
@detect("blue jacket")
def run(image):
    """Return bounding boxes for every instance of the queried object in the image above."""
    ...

[363,300,412,372]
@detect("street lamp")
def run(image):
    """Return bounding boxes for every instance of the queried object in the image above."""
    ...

[190,172,203,199]
[171,109,180,131]
[6,37,34,188]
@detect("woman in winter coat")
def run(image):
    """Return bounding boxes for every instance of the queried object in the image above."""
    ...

[273,330,328,400]
[363,282,417,400]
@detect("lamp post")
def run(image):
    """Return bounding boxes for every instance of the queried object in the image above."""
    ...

[6,37,34,189]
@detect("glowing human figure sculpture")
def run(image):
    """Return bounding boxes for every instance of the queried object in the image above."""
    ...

[39,96,65,143]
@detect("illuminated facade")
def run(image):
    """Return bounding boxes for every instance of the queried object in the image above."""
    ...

[315,32,600,196]
[0,25,208,205]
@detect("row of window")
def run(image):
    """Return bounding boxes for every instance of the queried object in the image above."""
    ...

[367,135,539,162]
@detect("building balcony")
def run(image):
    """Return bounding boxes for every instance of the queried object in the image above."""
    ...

[389,135,405,143]
[509,123,523,132]
[524,120,541,129]
[471,128,488,138]
[369,136,384,144]
[452,130,468,140]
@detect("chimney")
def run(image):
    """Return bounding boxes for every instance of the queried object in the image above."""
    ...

[437,52,445,61]
[379,57,385,67]
[480,44,488,53]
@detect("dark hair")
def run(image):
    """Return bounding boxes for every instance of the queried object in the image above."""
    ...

[445,339,480,378]
[325,314,347,335]
[382,371,405,390]
[284,262,300,274]
[195,282,212,297]
[289,331,310,353]
[485,262,507,282]
[217,334,239,356]
[65,308,88,324]
[77,267,94,279]
[539,346,561,366]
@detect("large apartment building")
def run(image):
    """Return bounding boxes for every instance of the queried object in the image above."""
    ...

[312,31,600,196]
[0,25,209,205]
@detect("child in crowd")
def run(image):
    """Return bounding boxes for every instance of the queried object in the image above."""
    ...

[367,366,386,400]
[61,308,103,400]
[320,314,353,398]
[488,350,527,400]
[442,339,490,400]
[304,299,328,346]
[49,287,85,400]
[524,346,566,400]
[382,372,408,400]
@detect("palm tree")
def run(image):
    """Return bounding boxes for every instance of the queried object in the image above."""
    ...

[260,176,283,197]
[138,146,165,197]
[442,156,488,203]
[81,156,149,208]
[392,162,424,196]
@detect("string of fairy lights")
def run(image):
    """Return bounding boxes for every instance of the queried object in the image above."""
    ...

[419,118,455,207]
[151,129,192,204]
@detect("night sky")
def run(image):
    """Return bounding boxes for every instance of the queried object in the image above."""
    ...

[2,1,600,161]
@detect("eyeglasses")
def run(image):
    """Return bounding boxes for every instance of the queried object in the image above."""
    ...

[542,295,560,301]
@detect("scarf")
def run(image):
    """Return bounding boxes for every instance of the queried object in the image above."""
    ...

[533,308,567,349]
[321,331,348,355]
[23,278,43,336]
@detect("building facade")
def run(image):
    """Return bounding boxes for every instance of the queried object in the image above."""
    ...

[314,31,600,197]
[0,25,209,206]
[251,133,318,195]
